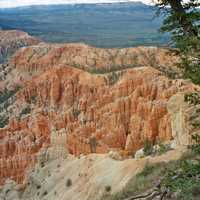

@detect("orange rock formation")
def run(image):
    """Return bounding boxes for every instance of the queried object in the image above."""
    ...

[0,39,198,185]
[0,30,40,64]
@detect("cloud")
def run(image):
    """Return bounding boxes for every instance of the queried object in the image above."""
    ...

[0,0,153,8]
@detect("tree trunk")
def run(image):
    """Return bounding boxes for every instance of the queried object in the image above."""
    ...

[168,0,198,36]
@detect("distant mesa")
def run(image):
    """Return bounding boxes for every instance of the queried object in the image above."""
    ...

[0,0,152,9]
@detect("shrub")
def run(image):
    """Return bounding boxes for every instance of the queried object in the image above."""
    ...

[162,159,200,200]
[157,143,172,155]
[137,164,156,177]
[105,186,112,193]
[102,152,200,200]
[41,162,45,168]
[89,67,108,74]
[27,95,37,104]
[3,100,11,110]
[88,64,140,74]
[182,56,200,85]
[0,87,19,104]
[73,108,81,119]
[43,191,48,196]
[20,106,31,117]
[184,92,200,105]
[5,189,10,194]
[66,179,72,187]
[0,114,9,128]
[107,72,120,85]
[36,185,41,190]
[143,139,154,156]
[184,92,200,154]
[190,134,200,154]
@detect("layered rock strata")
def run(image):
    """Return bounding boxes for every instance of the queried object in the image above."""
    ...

[0,36,199,186]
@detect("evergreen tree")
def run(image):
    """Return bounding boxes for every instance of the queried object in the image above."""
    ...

[156,0,200,84]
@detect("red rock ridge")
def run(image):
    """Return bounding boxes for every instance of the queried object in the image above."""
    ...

[11,44,179,73]
[0,37,198,186]
[1,63,198,185]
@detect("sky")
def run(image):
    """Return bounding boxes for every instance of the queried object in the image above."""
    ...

[0,0,154,8]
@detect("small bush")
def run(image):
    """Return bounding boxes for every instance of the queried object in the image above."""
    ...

[162,159,200,200]
[105,186,112,192]
[184,92,200,105]
[36,185,41,190]
[137,164,156,177]
[27,95,37,104]
[48,172,51,177]
[20,106,31,116]
[73,108,81,119]
[43,191,48,196]
[157,143,172,155]
[0,114,9,128]
[190,134,200,154]
[66,179,72,187]
[143,139,154,156]
[0,87,20,104]
[88,64,141,74]
[89,67,108,74]
[5,189,10,194]
[41,162,45,168]
[107,72,120,85]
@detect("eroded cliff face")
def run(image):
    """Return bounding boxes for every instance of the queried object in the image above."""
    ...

[0,30,41,90]
[0,30,40,64]
[12,43,179,70]
[0,35,199,188]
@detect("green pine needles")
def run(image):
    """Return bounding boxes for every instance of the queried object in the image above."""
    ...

[157,0,200,84]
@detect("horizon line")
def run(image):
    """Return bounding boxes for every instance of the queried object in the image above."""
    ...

[0,0,153,9]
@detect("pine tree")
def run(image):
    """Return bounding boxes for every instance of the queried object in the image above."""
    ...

[156,0,200,84]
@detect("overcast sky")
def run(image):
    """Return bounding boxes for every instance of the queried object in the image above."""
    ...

[0,0,154,8]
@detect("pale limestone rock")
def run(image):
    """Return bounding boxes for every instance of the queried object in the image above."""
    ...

[134,148,144,159]
[167,93,190,147]
[108,151,122,160]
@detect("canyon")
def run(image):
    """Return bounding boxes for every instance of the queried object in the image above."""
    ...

[0,30,199,200]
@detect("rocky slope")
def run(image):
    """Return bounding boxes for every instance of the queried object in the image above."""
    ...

[0,30,40,64]
[0,147,186,200]
[10,43,180,81]
[0,31,199,200]
[0,30,40,87]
